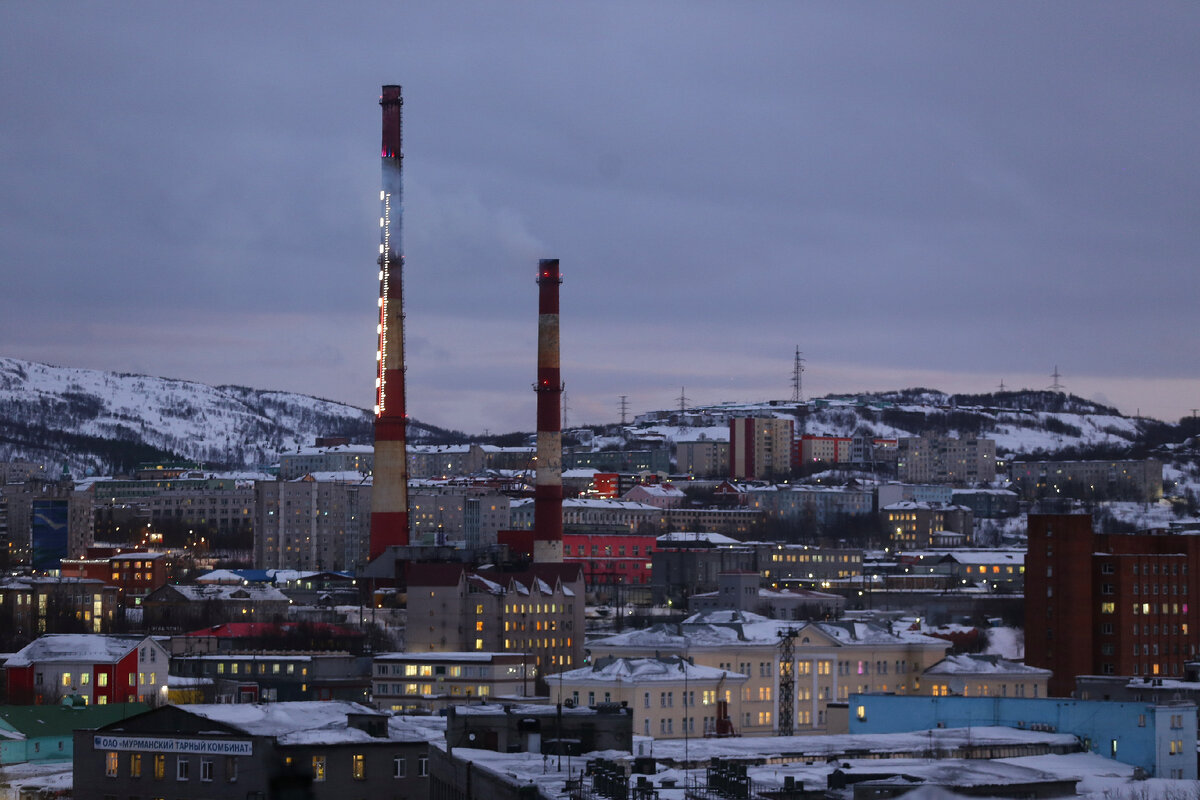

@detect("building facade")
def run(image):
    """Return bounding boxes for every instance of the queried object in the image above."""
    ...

[729,418,794,480]
[1010,459,1164,502]
[895,434,996,485]
[1025,513,1200,696]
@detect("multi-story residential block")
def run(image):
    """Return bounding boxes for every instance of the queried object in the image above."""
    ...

[1010,459,1163,502]
[279,443,373,480]
[1025,512,1200,696]
[404,562,585,684]
[86,473,256,543]
[951,488,1019,518]
[675,440,731,478]
[729,418,794,480]
[666,507,762,536]
[895,434,996,485]
[551,656,748,738]
[746,485,874,527]
[0,479,93,565]
[589,612,949,736]
[0,576,119,644]
[5,633,169,706]
[652,533,758,605]
[881,501,974,550]
[756,544,863,589]
[60,549,168,607]
[75,702,432,800]
[564,449,671,474]
[921,654,1051,698]
[798,435,853,466]
[408,487,512,548]
[372,652,532,712]
[254,473,370,572]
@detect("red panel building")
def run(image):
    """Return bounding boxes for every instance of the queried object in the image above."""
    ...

[5,634,168,705]
[1025,512,1200,697]
[562,532,656,588]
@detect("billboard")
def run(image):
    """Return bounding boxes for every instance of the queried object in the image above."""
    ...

[31,499,69,570]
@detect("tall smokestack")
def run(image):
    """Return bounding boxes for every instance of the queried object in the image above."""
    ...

[533,259,564,563]
[369,85,409,560]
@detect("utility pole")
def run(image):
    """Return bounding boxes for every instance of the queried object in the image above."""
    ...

[618,395,629,426]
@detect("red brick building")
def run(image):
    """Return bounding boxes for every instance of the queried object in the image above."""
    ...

[60,548,168,606]
[1025,512,1200,697]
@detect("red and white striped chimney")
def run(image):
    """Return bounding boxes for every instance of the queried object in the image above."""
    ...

[369,85,409,560]
[533,258,564,563]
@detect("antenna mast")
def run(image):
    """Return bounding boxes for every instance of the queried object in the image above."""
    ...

[791,347,806,403]
[618,395,629,426]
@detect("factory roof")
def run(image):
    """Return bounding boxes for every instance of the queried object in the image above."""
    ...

[179,701,430,745]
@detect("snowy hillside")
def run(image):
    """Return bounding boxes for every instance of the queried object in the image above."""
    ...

[0,357,376,474]
[630,389,1177,458]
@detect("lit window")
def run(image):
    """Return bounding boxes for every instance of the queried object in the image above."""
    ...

[352,753,366,780]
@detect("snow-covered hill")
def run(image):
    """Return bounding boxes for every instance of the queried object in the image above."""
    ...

[0,357,380,474]
[629,389,1178,458]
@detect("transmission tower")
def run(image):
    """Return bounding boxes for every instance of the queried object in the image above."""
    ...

[1049,366,1065,393]
[618,395,629,425]
[677,386,690,414]
[997,379,1006,393]
[791,347,806,403]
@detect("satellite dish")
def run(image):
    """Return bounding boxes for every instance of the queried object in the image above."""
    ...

[948,677,967,694]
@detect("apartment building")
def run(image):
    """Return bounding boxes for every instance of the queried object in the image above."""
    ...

[675,440,731,478]
[254,473,370,572]
[1025,512,1200,696]
[404,562,585,684]
[372,652,532,712]
[895,434,996,485]
[1010,459,1163,502]
[588,611,949,736]
[551,656,748,739]
[729,418,794,480]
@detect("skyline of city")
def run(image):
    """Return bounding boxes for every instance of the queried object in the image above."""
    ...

[3,4,1198,433]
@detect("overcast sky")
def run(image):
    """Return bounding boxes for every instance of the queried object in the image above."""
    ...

[3,3,1198,433]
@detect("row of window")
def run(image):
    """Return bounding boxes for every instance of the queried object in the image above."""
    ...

[105,751,430,782]
[106,753,233,782]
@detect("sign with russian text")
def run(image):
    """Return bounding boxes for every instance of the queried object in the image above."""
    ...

[93,735,252,755]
